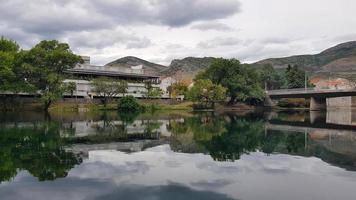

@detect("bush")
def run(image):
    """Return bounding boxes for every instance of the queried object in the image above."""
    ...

[277,98,307,108]
[118,96,144,112]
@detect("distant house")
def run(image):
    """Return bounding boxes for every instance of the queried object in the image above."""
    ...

[310,77,355,90]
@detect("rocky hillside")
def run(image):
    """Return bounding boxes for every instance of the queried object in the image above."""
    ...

[255,41,356,79]
[161,57,216,79]
[105,56,167,75]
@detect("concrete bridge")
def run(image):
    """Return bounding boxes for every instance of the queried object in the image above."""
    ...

[265,88,356,110]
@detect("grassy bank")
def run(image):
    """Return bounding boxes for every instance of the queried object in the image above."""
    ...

[48,99,194,113]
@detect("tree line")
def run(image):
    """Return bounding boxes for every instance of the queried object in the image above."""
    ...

[1,37,309,111]
[0,37,164,111]
[172,58,310,108]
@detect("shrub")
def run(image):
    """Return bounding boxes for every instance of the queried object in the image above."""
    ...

[118,96,144,112]
[277,98,307,108]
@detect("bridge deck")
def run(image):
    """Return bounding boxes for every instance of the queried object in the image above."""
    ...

[267,88,356,98]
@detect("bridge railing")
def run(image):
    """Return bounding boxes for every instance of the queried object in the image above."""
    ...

[266,87,356,95]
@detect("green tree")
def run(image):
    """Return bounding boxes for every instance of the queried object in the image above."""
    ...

[0,37,20,92]
[15,40,81,110]
[167,82,189,100]
[147,88,163,98]
[65,82,77,98]
[285,64,306,89]
[0,37,32,110]
[0,36,19,52]
[186,79,226,108]
[118,95,143,112]
[92,77,128,107]
[258,64,287,90]
[196,58,264,104]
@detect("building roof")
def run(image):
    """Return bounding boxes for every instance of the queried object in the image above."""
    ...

[66,68,160,79]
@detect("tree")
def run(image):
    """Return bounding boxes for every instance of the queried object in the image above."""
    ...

[186,79,226,108]
[0,37,32,110]
[196,58,265,104]
[0,37,20,92]
[65,82,77,98]
[117,95,143,112]
[285,64,306,89]
[258,64,287,90]
[167,81,188,100]
[92,77,128,107]
[147,88,163,98]
[15,40,82,110]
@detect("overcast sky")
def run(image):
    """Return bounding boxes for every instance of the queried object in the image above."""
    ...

[1,0,356,65]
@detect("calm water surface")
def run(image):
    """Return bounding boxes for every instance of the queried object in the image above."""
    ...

[0,110,356,200]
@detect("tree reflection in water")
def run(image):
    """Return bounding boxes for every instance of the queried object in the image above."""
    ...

[168,112,356,169]
[1,110,356,183]
[0,122,82,183]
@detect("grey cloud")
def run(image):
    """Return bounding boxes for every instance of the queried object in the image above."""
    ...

[154,0,241,27]
[0,0,241,53]
[0,0,241,37]
[197,37,242,48]
[191,22,234,32]
[126,37,152,49]
[63,29,152,49]
[92,0,241,27]
[0,0,111,36]
[332,33,356,43]
[260,37,292,45]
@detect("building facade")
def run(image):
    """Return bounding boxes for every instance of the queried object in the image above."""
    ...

[64,56,169,99]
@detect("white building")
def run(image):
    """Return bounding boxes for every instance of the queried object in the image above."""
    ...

[64,56,170,99]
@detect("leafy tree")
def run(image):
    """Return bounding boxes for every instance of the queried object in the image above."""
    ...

[196,58,265,104]
[285,64,306,89]
[118,95,143,112]
[65,81,77,98]
[147,88,163,98]
[92,77,128,107]
[143,81,163,99]
[258,64,287,90]
[186,79,226,108]
[0,37,32,110]
[0,36,19,52]
[0,37,20,92]
[15,40,82,110]
[167,82,189,100]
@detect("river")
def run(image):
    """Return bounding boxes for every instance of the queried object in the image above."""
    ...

[0,110,355,200]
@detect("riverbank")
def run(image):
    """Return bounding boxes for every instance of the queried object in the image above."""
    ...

[49,99,195,113]
[1,97,313,113]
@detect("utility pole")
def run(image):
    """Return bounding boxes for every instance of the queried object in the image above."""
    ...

[305,72,308,91]
[265,81,267,91]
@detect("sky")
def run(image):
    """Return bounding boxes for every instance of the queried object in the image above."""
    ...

[1,0,356,65]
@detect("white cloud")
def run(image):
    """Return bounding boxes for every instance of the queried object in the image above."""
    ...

[1,0,356,65]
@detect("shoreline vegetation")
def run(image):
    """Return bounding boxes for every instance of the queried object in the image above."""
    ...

[0,98,311,114]
[0,37,312,113]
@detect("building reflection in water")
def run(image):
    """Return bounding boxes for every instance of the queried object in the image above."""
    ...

[0,109,356,183]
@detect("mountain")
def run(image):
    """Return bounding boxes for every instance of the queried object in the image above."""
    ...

[105,56,167,75]
[161,57,216,79]
[254,41,356,79]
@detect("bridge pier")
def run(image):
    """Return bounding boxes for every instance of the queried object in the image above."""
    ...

[264,96,276,107]
[310,97,326,111]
